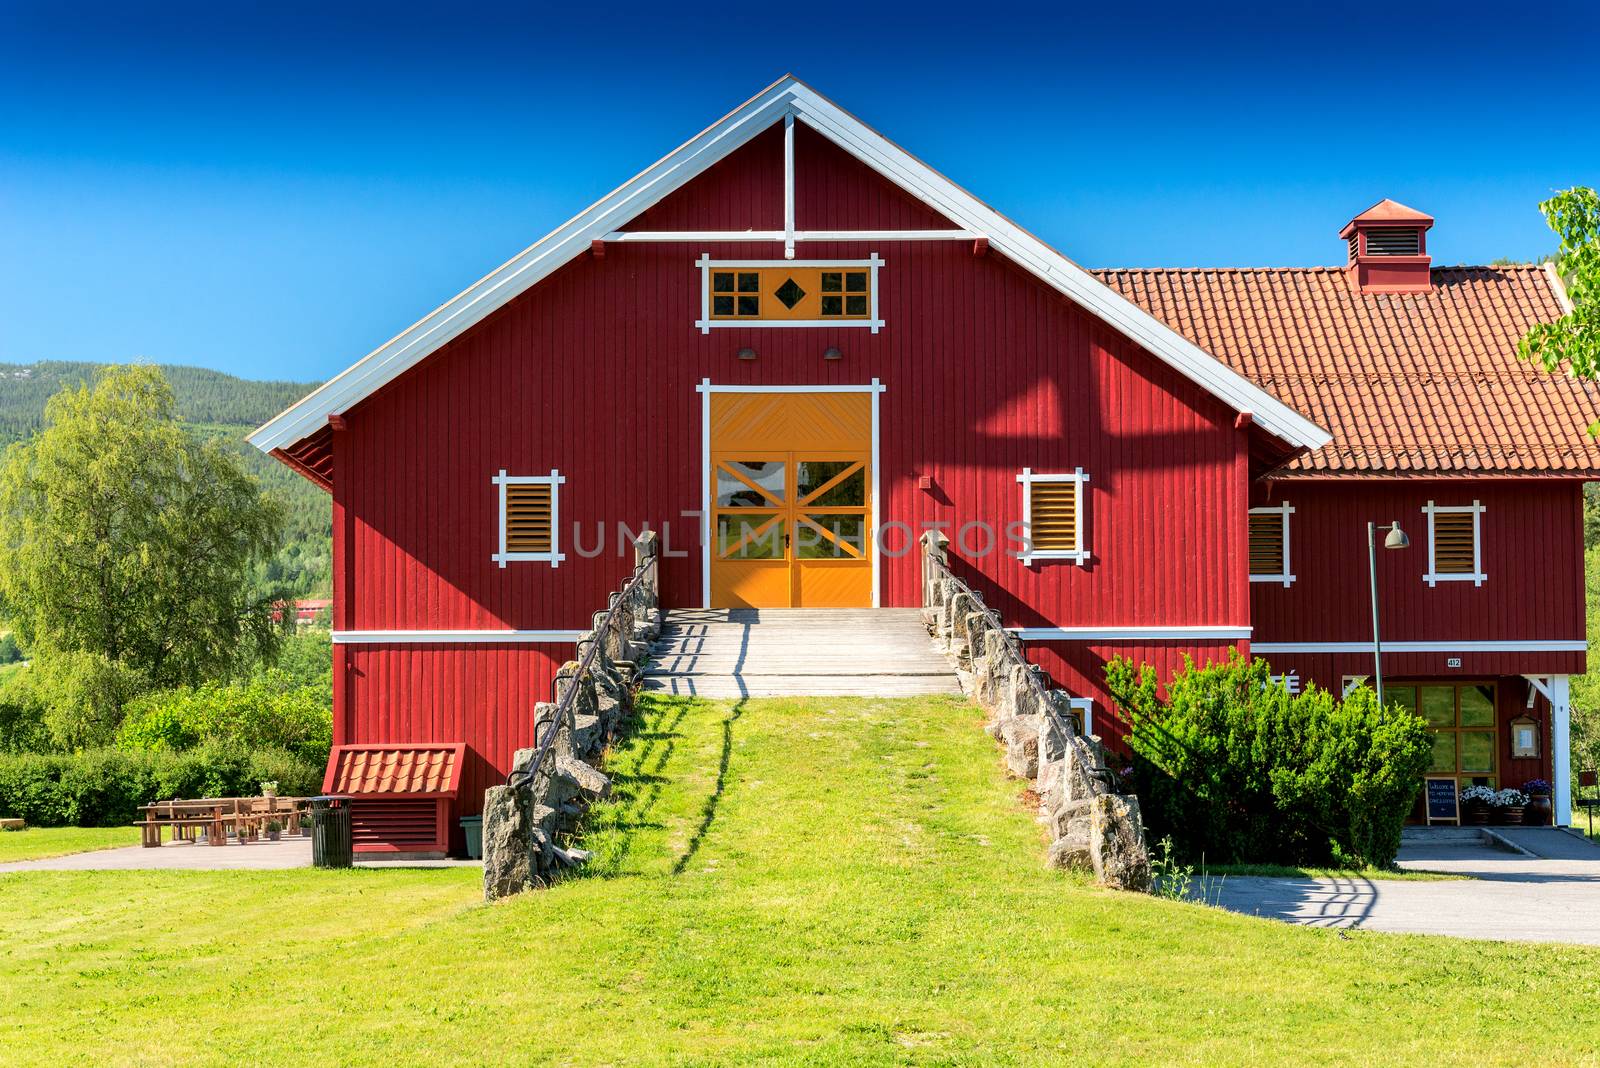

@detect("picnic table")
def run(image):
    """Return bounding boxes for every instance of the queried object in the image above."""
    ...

[137,796,310,847]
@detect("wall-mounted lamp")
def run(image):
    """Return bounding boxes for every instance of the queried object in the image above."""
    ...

[737,347,757,361]
[823,346,843,361]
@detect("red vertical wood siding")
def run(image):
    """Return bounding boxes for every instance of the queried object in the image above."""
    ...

[344,645,562,822]
[327,121,1254,806]
[1249,479,1585,679]
[340,124,1249,631]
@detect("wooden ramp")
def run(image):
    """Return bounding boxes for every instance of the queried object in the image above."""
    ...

[642,608,962,698]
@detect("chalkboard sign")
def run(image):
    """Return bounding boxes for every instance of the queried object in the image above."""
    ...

[1425,777,1459,825]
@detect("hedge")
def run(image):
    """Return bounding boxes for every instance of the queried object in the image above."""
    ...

[1106,650,1433,868]
[0,743,321,827]
[116,674,331,765]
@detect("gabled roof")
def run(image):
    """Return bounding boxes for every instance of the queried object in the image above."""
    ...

[1093,264,1597,477]
[250,76,1329,458]
[1346,197,1434,227]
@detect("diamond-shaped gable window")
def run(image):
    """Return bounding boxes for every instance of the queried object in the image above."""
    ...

[774,277,806,310]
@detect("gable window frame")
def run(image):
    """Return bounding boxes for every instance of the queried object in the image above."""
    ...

[695,254,884,334]
[1016,467,1090,566]
[493,468,565,568]
[1248,501,1295,587]
[1421,500,1485,587]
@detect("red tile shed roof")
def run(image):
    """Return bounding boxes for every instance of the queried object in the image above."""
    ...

[1092,265,1600,477]
[323,743,465,797]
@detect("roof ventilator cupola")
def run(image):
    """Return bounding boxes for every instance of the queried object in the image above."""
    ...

[1340,198,1434,295]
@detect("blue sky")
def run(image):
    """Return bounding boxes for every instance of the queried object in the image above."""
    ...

[2,2,1596,383]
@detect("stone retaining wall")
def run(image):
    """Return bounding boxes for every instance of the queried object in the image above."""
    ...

[920,532,1151,892]
[482,533,661,901]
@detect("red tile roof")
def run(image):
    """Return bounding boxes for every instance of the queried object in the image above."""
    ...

[1092,265,1600,477]
[323,743,465,797]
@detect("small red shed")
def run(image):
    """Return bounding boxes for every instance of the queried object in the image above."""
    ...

[323,742,466,856]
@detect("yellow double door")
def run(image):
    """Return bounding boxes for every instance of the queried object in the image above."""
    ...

[709,392,873,609]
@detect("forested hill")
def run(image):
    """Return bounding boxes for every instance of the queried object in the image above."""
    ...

[0,361,316,445]
[0,361,332,597]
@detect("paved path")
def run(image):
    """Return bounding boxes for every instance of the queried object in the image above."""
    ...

[1213,828,1600,944]
[642,608,961,698]
[0,837,478,872]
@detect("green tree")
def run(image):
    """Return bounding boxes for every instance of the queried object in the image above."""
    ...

[0,366,285,733]
[1519,186,1600,378]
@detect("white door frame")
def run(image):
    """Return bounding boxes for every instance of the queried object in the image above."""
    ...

[696,379,885,609]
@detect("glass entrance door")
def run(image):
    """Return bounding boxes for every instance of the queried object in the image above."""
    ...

[1393,681,1499,792]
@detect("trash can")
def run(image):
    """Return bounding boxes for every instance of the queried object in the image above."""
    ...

[310,795,353,869]
[459,815,483,860]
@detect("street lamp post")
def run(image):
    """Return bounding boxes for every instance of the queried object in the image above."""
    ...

[1367,520,1410,708]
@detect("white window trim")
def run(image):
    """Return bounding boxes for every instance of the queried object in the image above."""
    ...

[492,468,565,568]
[1421,499,1485,587]
[1248,502,1295,587]
[1016,467,1090,566]
[695,254,884,334]
[1341,675,1370,698]
[1068,696,1094,738]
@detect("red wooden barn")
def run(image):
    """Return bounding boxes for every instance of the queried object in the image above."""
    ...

[251,77,1596,854]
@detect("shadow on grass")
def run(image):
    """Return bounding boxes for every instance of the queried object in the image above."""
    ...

[577,695,690,879]
[672,697,748,876]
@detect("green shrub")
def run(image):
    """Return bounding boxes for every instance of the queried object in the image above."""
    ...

[116,675,331,766]
[1106,650,1432,868]
[0,751,71,824]
[0,744,322,826]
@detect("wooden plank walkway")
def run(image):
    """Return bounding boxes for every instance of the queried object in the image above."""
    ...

[641,608,962,698]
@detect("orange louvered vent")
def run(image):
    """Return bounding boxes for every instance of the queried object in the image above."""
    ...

[1249,512,1284,575]
[1028,481,1079,553]
[1432,511,1476,574]
[505,483,553,553]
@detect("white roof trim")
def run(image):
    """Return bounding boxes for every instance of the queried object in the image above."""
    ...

[250,77,1329,455]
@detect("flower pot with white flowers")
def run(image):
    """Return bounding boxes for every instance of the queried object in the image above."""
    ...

[1460,785,1495,825]
[1490,788,1528,825]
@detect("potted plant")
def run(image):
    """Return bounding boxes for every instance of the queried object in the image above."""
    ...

[261,781,279,799]
[265,820,282,842]
[1523,779,1553,825]
[1491,787,1529,825]
[1461,784,1495,824]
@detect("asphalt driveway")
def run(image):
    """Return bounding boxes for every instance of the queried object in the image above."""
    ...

[1213,828,1600,944]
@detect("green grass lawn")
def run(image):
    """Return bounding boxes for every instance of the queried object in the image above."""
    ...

[1573,807,1600,843]
[4,694,1600,1066]
[0,825,138,862]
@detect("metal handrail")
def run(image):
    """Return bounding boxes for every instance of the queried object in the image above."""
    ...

[505,554,654,791]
